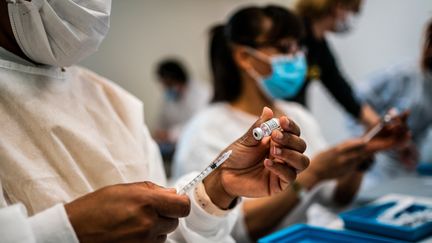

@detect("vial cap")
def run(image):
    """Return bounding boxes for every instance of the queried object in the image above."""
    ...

[253,127,264,140]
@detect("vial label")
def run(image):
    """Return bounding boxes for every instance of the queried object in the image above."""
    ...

[253,118,280,140]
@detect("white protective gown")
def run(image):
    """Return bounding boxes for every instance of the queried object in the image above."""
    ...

[173,102,338,242]
[0,47,238,243]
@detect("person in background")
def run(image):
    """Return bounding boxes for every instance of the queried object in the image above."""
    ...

[153,59,210,161]
[0,1,310,242]
[350,19,432,192]
[291,0,380,128]
[172,5,410,242]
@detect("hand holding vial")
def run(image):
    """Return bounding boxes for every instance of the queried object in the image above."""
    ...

[201,107,309,209]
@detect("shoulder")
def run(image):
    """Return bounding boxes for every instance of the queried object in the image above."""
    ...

[71,65,143,107]
[276,101,317,124]
[276,100,328,155]
[358,61,419,98]
[275,100,322,134]
[364,62,418,88]
[182,103,230,133]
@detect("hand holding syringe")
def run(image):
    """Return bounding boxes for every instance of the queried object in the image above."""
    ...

[362,108,402,143]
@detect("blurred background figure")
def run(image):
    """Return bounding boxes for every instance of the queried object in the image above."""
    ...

[350,19,432,193]
[292,0,380,128]
[153,59,210,174]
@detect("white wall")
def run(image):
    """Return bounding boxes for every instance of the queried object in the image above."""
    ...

[80,0,432,144]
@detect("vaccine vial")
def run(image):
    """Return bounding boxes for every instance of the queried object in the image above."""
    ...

[253,118,280,140]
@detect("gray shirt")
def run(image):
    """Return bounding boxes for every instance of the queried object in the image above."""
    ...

[350,62,432,189]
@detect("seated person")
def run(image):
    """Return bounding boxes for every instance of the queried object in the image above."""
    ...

[349,19,432,192]
[172,5,409,241]
[153,59,210,158]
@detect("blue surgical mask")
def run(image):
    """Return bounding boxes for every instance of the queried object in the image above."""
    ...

[248,50,307,99]
[165,88,181,102]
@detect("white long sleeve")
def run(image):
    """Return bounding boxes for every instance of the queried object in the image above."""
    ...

[0,203,78,243]
[29,204,79,243]
[168,173,240,243]
[0,204,35,243]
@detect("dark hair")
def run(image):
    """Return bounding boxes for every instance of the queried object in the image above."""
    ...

[156,59,188,84]
[421,19,432,72]
[295,0,362,21]
[210,5,303,103]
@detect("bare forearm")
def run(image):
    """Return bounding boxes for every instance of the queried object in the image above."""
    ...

[243,171,321,240]
[333,171,364,206]
[243,189,299,240]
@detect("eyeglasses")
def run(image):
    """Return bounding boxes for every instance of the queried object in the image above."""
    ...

[248,40,302,55]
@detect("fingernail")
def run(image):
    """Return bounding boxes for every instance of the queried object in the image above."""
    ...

[273,147,282,155]
[276,131,283,140]
[266,159,274,166]
[260,107,267,118]
[283,117,289,126]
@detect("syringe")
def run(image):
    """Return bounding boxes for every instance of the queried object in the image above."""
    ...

[178,150,233,195]
[363,110,399,142]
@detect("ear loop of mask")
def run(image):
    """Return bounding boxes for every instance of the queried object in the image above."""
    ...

[244,48,274,101]
[245,47,271,64]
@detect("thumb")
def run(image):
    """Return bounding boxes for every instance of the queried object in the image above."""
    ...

[238,107,274,146]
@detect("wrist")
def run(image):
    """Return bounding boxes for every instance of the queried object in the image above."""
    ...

[296,169,322,191]
[290,181,307,201]
[361,105,380,128]
[203,169,237,209]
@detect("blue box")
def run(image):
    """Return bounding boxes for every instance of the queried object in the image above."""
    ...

[417,163,432,175]
[340,201,432,242]
[258,224,406,243]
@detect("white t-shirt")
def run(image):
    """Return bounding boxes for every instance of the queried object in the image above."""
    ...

[173,101,327,177]
[173,101,337,241]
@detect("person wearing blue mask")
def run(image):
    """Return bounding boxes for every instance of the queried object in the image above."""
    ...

[172,5,410,242]
[153,59,210,166]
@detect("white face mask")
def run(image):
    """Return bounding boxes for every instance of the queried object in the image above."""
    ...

[334,12,358,34]
[6,0,111,67]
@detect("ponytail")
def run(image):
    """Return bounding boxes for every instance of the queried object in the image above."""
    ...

[209,25,242,103]
[421,19,432,73]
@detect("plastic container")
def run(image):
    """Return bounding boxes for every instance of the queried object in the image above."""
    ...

[258,224,406,243]
[340,201,432,242]
[417,163,432,176]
